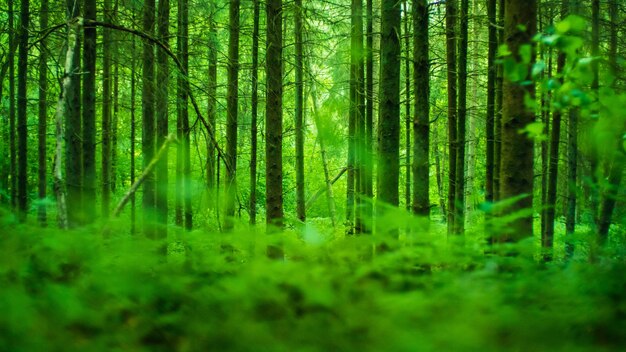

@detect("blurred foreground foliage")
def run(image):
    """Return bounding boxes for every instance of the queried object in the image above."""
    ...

[1,208,625,352]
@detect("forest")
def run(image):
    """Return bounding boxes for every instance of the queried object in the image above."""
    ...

[1,0,626,350]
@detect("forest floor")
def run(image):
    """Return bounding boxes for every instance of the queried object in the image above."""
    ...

[1,208,625,351]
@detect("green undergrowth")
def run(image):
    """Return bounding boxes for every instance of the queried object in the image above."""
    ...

[1,209,625,351]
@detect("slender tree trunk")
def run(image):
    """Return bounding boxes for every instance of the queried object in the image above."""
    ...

[180,0,192,230]
[65,0,82,228]
[111,0,119,194]
[155,0,169,239]
[363,0,374,228]
[83,0,97,223]
[295,0,306,223]
[454,0,468,234]
[412,0,429,218]
[130,30,137,235]
[597,0,621,241]
[466,0,479,214]
[225,0,240,230]
[499,0,537,241]
[9,0,16,210]
[142,0,156,237]
[250,0,260,225]
[494,0,504,202]
[434,129,446,220]
[566,108,578,235]
[403,0,411,213]
[207,14,218,201]
[446,0,457,234]
[102,0,113,218]
[16,0,29,222]
[266,0,284,258]
[377,0,401,226]
[589,0,600,225]
[486,0,496,206]
[38,0,49,226]
[349,0,364,232]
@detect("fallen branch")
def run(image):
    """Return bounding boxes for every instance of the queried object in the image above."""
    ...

[113,134,177,218]
[305,167,348,210]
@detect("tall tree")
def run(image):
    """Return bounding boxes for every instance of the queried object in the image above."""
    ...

[445,0,457,234]
[412,0,429,218]
[499,0,537,240]
[494,0,504,202]
[156,0,170,237]
[589,0,600,224]
[130,29,137,235]
[16,0,29,221]
[8,0,16,209]
[349,0,364,231]
[38,0,49,226]
[486,0,497,206]
[65,0,82,228]
[176,0,192,229]
[266,0,284,257]
[224,0,240,230]
[403,0,411,212]
[249,0,260,225]
[295,0,306,223]
[454,0,468,234]
[82,0,97,223]
[142,0,156,237]
[102,0,113,218]
[377,0,401,214]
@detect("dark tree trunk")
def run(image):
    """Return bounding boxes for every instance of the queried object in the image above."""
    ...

[445,0,457,234]
[65,0,82,228]
[155,0,170,238]
[207,16,218,198]
[130,29,137,235]
[377,0,401,219]
[494,0,504,202]
[38,0,49,226]
[225,0,240,230]
[412,0,429,218]
[266,0,284,258]
[486,0,496,206]
[403,0,411,213]
[102,0,113,218]
[349,0,364,232]
[589,0,600,225]
[499,0,537,240]
[177,0,192,230]
[83,0,97,223]
[295,0,306,223]
[364,0,374,202]
[16,0,29,222]
[454,0,468,234]
[249,0,260,225]
[9,0,16,210]
[142,0,156,237]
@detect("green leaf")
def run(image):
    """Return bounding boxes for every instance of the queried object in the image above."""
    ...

[498,44,512,57]
[520,45,532,64]
[532,61,546,78]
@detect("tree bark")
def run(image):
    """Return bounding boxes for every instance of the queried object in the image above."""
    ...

[445,0,457,234]
[250,0,260,225]
[38,0,49,226]
[142,0,156,237]
[349,0,364,232]
[102,0,113,218]
[499,0,537,241]
[17,0,29,222]
[454,0,468,234]
[377,0,401,231]
[486,0,496,206]
[155,0,170,238]
[9,0,16,210]
[266,0,284,258]
[412,0,429,218]
[494,0,504,202]
[83,0,97,223]
[295,0,306,223]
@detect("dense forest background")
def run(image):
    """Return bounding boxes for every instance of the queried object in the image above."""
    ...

[1,0,626,350]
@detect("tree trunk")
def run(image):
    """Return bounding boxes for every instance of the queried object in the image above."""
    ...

[499,0,537,241]
[589,0,600,225]
[403,0,411,213]
[102,0,113,218]
[83,0,97,223]
[155,0,170,238]
[16,0,29,222]
[412,0,429,218]
[486,0,496,206]
[295,0,306,223]
[142,0,156,237]
[249,0,260,225]
[349,0,364,232]
[266,0,284,258]
[494,0,504,202]
[362,0,374,229]
[130,27,137,235]
[454,0,468,234]
[180,0,192,230]
[65,0,82,228]
[38,0,49,226]
[446,0,457,234]
[225,0,240,230]
[377,0,401,224]
[9,0,16,210]
[207,13,218,208]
